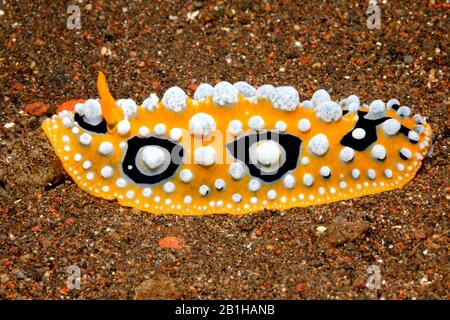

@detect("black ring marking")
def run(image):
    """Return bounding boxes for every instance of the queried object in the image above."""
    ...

[226,131,302,183]
[122,136,184,185]
[74,113,107,134]
[341,111,415,151]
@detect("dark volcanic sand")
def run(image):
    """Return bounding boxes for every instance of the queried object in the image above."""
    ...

[0,0,449,299]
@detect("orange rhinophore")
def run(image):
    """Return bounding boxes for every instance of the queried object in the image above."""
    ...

[41,72,433,215]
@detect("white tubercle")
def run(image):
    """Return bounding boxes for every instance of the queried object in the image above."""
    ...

[179,169,193,183]
[297,118,311,132]
[382,119,401,136]
[397,106,411,119]
[387,98,400,110]
[352,128,366,139]
[162,86,187,112]
[348,102,360,113]
[213,81,239,107]
[214,179,226,190]
[255,140,281,166]
[189,113,216,137]
[228,120,243,136]
[346,95,360,107]
[117,98,138,119]
[100,166,114,179]
[302,173,314,187]
[199,185,210,196]
[320,166,331,177]
[83,99,103,126]
[315,101,342,123]
[194,146,216,166]
[269,86,300,111]
[229,162,245,180]
[233,81,256,98]
[194,83,214,101]
[371,144,387,160]
[400,147,412,159]
[170,128,182,141]
[311,89,331,108]
[275,120,287,132]
[163,182,175,194]
[308,133,329,156]
[142,146,166,169]
[365,100,385,119]
[154,123,166,135]
[248,179,261,192]
[301,100,313,109]
[79,133,93,146]
[98,141,114,156]
[255,84,275,100]
[138,126,151,138]
[142,93,159,111]
[248,115,265,130]
[117,119,131,135]
[339,147,355,163]
[283,174,296,189]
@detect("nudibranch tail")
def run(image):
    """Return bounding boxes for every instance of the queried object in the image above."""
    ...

[41,73,433,215]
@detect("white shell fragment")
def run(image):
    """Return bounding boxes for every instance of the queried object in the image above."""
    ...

[142,146,166,169]
[213,81,239,107]
[315,101,342,123]
[162,87,187,112]
[308,133,329,156]
[194,83,214,101]
[189,113,216,137]
[233,82,256,97]
[269,86,300,111]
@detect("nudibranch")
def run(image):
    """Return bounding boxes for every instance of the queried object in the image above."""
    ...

[41,72,433,215]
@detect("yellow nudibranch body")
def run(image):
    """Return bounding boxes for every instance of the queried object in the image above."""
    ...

[42,72,432,215]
